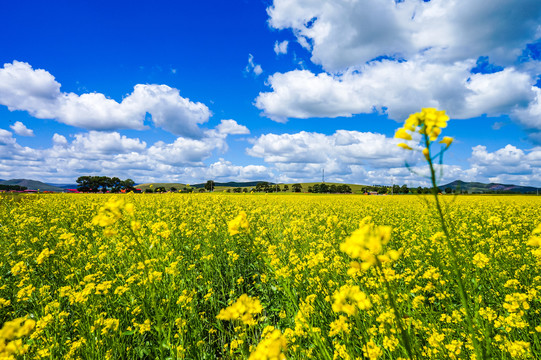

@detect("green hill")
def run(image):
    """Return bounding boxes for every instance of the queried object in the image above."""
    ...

[439,180,540,194]
[0,179,64,192]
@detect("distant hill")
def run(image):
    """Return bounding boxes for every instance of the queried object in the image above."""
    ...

[0,179,64,192]
[440,180,540,194]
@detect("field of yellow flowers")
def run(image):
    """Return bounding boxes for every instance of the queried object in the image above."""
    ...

[1,192,541,359]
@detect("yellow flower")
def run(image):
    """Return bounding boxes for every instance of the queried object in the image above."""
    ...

[340,217,396,270]
[228,211,250,236]
[394,128,412,140]
[506,340,530,358]
[36,248,54,265]
[363,340,382,360]
[472,252,489,268]
[332,285,371,316]
[216,294,263,326]
[395,108,450,150]
[422,148,430,160]
[397,143,413,150]
[440,136,453,147]
[248,328,287,360]
[527,224,541,247]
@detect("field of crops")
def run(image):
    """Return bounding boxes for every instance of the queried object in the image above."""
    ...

[1,193,540,359]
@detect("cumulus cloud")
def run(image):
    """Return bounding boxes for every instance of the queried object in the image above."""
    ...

[0,61,211,137]
[512,86,541,130]
[52,133,68,145]
[207,159,269,180]
[470,144,538,176]
[0,129,16,146]
[267,0,541,71]
[216,119,250,135]
[261,0,541,132]
[255,62,537,122]
[10,121,34,136]
[274,40,289,55]
[247,130,421,181]
[245,54,263,76]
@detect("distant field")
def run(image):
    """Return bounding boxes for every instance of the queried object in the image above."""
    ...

[136,182,368,193]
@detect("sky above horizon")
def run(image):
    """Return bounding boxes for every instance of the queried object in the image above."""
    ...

[1,0,541,187]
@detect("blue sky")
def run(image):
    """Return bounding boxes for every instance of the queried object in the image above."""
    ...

[1,0,541,186]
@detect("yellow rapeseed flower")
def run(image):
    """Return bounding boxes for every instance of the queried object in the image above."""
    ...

[228,211,250,236]
[248,328,287,360]
[332,285,371,316]
[216,294,263,326]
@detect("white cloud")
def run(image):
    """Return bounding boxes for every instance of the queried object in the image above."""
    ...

[245,54,263,76]
[206,159,270,180]
[262,0,541,133]
[0,61,211,137]
[247,130,421,182]
[52,133,68,145]
[9,121,34,136]
[70,131,147,156]
[0,129,16,146]
[267,0,541,72]
[465,144,541,186]
[216,119,250,135]
[274,40,289,55]
[512,87,541,130]
[255,61,537,122]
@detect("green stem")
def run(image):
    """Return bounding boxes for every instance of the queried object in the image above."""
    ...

[424,135,485,360]
[375,259,415,360]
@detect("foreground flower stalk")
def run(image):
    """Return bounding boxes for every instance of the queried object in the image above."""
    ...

[395,108,485,360]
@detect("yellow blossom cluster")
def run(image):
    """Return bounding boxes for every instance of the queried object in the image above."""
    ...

[340,216,399,271]
[248,327,287,360]
[0,318,35,359]
[332,285,371,316]
[228,211,250,236]
[216,294,263,326]
[395,108,453,156]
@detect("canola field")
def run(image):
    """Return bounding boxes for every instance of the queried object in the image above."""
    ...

[1,193,541,359]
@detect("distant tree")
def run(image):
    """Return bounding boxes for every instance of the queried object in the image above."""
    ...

[205,180,215,192]
[243,188,248,193]
[417,186,423,194]
[445,187,453,194]
[400,184,409,194]
[145,188,153,193]
[109,177,122,193]
[155,186,166,193]
[76,176,92,192]
[337,184,352,193]
[198,188,206,193]
[170,187,177,192]
[122,179,136,192]
[0,185,27,191]
[256,182,270,192]
[392,185,400,194]
[292,184,303,193]
[233,187,242,193]
[283,184,289,192]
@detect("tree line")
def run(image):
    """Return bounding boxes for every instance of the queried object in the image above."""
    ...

[76,176,136,193]
[0,185,28,191]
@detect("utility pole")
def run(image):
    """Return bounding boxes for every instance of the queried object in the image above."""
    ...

[322,169,325,183]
